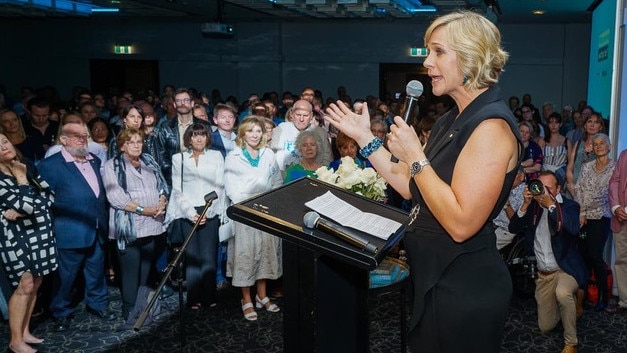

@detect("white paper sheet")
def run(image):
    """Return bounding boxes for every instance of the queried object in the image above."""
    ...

[304,191,402,240]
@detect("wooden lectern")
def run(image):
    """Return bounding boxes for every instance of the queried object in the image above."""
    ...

[227,177,407,353]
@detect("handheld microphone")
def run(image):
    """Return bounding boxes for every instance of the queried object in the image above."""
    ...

[400,80,423,124]
[303,211,378,254]
[391,80,424,163]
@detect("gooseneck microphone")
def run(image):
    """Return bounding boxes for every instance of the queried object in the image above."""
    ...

[303,211,378,254]
[400,80,424,124]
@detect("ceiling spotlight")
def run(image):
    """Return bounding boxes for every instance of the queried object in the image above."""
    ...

[532,9,545,16]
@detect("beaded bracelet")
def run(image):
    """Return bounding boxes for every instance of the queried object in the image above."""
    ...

[359,137,384,158]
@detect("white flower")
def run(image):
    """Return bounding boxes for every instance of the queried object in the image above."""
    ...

[336,156,358,177]
[338,172,361,189]
[315,166,335,183]
[315,158,387,201]
[359,167,378,185]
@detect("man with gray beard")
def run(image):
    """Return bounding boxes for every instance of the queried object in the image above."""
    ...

[39,122,113,331]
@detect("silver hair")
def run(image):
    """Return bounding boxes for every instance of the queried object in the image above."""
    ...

[591,133,611,146]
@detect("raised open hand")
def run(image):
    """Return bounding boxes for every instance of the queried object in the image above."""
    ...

[325,101,373,145]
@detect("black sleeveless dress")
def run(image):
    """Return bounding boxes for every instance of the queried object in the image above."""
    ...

[406,85,522,352]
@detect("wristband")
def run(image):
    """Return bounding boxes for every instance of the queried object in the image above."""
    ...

[359,137,384,159]
[135,206,144,215]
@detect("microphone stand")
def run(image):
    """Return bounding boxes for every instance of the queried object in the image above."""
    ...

[133,192,218,351]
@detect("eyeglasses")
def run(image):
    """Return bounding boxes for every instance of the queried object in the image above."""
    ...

[65,134,90,141]
[522,110,531,113]
[175,98,192,104]
[125,141,143,147]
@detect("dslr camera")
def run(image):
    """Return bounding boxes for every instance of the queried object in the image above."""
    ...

[527,179,545,196]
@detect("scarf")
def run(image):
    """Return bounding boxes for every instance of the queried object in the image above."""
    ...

[113,152,170,250]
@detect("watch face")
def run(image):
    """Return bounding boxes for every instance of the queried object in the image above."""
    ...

[411,159,429,177]
[410,161,421,176]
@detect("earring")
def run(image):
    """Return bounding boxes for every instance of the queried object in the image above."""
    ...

[462,76,469,84]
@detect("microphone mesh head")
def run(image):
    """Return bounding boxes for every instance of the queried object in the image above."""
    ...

[303,211,320,228]
[406,80,424,97]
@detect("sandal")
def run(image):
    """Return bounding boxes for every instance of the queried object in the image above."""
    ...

[255,295,280,312]
[241,301,258,321]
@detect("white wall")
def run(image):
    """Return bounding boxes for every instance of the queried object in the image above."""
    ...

[0,18,589,109]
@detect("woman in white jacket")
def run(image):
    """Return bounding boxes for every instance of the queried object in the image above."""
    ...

[225,116,283,321]
[169,123,225,309]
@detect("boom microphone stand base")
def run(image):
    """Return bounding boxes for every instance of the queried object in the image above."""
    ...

[133,192,218,352]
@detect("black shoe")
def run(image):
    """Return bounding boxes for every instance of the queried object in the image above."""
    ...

[86,306,117,321]
[52,316,71,332]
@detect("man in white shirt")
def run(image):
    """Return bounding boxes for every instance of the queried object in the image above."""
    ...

[509,171,588,353]
[271,99,332,170]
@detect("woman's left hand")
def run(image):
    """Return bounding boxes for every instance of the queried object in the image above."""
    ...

[579,215,587,228]
[2,209,23,222]
[387,116,425,164]
[158,195,167,209]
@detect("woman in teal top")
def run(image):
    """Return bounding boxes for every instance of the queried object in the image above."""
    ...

[284,130,324,183]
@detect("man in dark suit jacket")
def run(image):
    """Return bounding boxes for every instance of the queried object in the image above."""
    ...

[210,103,237,158]
[509,171,587,353]
[167,88,210,154]
[39,122,113,332]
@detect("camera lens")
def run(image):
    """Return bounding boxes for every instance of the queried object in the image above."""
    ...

[527,179,544,196]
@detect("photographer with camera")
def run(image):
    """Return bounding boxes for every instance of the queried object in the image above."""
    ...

[509,171,588,353]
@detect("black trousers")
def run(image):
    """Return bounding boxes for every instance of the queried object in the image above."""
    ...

[183,211,219,307]
[117,235,161,311]
[579,217,611,295]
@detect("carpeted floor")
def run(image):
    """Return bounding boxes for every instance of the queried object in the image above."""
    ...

[1,284,627,353]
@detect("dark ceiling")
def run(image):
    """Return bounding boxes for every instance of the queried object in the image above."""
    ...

[0,0,596,24]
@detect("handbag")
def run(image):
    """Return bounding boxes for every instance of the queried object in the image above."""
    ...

[218,201,234,242]
[166,155,188,245]
[167,218,188,245]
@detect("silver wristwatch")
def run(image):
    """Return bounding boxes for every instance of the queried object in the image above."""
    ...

[410,159,430,178]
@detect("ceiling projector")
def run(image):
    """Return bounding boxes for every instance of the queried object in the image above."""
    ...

[201,22,234,39]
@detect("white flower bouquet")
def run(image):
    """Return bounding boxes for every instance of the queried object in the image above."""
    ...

[315,156,387,201]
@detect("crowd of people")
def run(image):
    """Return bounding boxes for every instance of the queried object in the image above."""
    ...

[496,88,627,353]
[1,11,627,353]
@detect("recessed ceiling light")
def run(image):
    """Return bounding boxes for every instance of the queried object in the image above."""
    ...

[532,9,546,16]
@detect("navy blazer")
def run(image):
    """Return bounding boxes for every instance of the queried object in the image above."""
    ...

[509,196,588,287]
[39,152,108,249]
[210,130,227,158]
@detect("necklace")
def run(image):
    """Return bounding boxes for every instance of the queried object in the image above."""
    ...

[242,147,260,167]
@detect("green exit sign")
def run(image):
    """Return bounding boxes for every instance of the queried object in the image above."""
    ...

[410,47,428,57]
[114,45,133,54]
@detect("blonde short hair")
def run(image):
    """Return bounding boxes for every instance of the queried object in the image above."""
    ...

[236,116,267,148]
[424,10,508,91]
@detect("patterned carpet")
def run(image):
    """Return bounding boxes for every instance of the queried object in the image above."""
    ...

[1,284,627,353]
